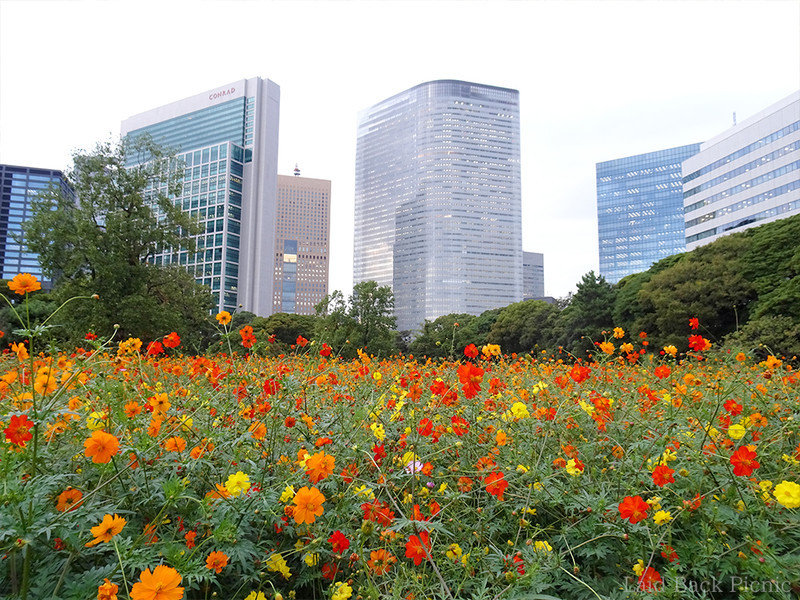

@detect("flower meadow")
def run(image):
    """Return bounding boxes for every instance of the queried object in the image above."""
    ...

[1,279,800,600]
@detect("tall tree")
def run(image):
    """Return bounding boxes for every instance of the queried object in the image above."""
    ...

[554,271,616,357]
[315,281,397,358]
[24,136,213,345]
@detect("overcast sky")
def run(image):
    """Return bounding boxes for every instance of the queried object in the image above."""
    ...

[1,0,798,299]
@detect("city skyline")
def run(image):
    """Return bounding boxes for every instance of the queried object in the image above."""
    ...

[1,1,798,300]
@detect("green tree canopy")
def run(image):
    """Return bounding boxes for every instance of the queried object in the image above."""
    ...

[315,281,397,358]
[554,271,616,357]
[24,136,214,346]
[408,313,474,359]
[488,299,561,355]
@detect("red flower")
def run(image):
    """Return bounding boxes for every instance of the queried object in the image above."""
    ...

[145,341,164,356]
[464,343,479,358]
[296,335,309,347]
[730,445,760,476]
[361,500,395,526]
[163,332,181,349]
[724,399,743,416]
[638,566,663,591]
[451,415,469,437]
[4,414,34,447]
[457,362,484,399]
[651,465,675,487]
[654,365,671,379]
[687,334,711,352]
[417,418,433,436]
[689,318,699,330]
[618,496,649,524]
[484,471,508,501]
[372,443,386,463]
[240,326,256,349]
[404,531,431,565]
[320,343,332,357]
[85,332,98,341]
[184,530,197,549]
[569,364,591,384]
[329,530,350,553]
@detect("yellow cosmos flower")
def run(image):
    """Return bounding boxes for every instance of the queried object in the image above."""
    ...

[534,540,553,552]
[653,510,672,525]
[224,471,251,497]
[728,424,746,440]
[773,480,800,508]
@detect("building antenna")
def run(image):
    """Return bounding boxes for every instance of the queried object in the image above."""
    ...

[733,112,737,126]
[294,164,301,177]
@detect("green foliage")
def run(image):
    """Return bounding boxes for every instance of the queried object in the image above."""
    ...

[249,312,317,355]
[554,271,615,357]
[452,308,503,351]
[723,314,800,360]
[634,234,756,349]
[315,281,397,358]
[23,136,214,346]
[488,300,560,355]
[408,313,474,359]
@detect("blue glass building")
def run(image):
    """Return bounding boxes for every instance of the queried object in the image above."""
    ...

[596,143,701,283]
[0,164,73,285]
[121,78,280,315]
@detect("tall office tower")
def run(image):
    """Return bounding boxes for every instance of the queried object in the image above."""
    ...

[354,80,522,332]
[0,164,73,284]
[684,91,800,250]
[597,143,701,284]
[522,251,545,299]
[273,170,331,315]
[121,77,280,315]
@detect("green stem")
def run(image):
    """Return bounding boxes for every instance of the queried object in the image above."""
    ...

[112,537,130,598]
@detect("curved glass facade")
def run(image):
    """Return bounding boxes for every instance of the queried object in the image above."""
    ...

[355,80,522,332]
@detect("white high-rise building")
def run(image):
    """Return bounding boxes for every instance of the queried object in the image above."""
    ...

[354,80,522,332]
[121,77,280,315]
[684,90,800,250]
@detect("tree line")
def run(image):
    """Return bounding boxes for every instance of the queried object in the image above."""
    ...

[3,137,798,360]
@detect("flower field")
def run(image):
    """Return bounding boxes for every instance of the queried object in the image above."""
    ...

[1,301,799,598]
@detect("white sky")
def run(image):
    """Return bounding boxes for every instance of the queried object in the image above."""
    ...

[1,0,799,300]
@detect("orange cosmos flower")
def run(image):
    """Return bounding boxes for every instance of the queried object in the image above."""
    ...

[651,465,675,487]
[124,401,142,418]
[484,471,508,501]
[215,311,232,325]
[638,566,663,591]
[292,486,325,524]
[730,445,760,476]
[97,578,119,600]
[164,436,186,453]
[404,531,431,566]
[205,550,229,573]
[56,487,83,512]
[368,548,397,575]
[618,496,649,524]
[184,531,197,549]
[11,342,29,360]
[130,565,184,600]
[85,514,126,547]
[8,273,41,295]
[304,450,335,483]
[163,332,181,349]
[84,430,120,464]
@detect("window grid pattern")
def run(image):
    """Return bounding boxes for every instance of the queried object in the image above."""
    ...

[596,144,701,284]
[355,80,522,332]
[272,175,331,315]
[0,165,73,283]
[684,96,800,249]
[147,142,242,313]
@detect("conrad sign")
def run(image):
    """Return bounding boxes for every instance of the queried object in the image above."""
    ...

[209,87,236,101]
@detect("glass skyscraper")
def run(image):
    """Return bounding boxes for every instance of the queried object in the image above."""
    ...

[121,77,280,314]
[354,80,523,332]
[596,143,701,284]
[0,164,73,284]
